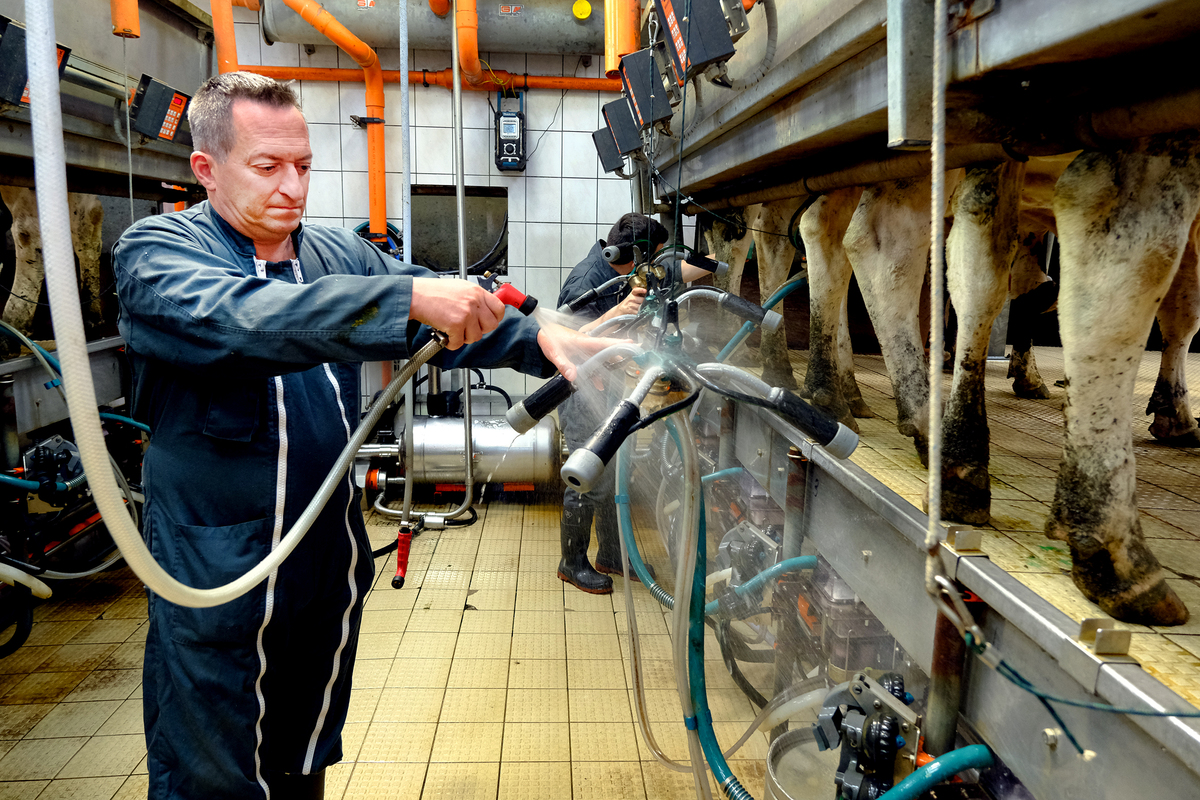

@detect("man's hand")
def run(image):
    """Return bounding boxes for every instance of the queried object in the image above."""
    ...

[536,322,628,381]
[410,277,506,350]
[613,286,647,317]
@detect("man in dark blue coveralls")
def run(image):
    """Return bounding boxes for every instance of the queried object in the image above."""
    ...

[114,72,607,800]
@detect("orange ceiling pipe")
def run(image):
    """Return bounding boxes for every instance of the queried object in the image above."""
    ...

[245,64,622,92]
[110,0,140,38]
[604,0,639,78]
[211,0,241,73]
[278,0,388,239]
[428,0,451,17]
[456,0,485,86]
[232,0,262,9]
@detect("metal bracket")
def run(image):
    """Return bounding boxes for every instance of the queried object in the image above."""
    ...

[939,527,987,581]
[1057,617,1138,695]
[350,115,384,128]
[886,0,934,150]
[949,0,997,32]
[719,0,750,42]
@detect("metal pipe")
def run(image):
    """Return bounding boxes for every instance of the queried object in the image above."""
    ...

[924,609,968,756]
[1087,86,1200,143]
[109,0,140,38]
[1,375,18,471]
[604,0,639,78]
[243,64,621,92]
[428,0,451,17]
[278,0,388,238]
[446,1,476,520]
[211,0,241,73]
[62,65,128,100]
[455,0,484,85]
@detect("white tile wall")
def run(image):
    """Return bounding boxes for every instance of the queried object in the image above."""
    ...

[229,17,666,395]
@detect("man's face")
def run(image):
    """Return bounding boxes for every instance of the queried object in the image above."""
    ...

[191,101,312,245]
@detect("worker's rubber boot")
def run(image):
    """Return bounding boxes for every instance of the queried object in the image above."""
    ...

[271,771,324,799]
[558,503,612,594]
[593,501,656,583]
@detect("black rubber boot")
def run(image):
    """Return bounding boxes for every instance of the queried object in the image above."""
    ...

[593,500,656,582]
[558,501,612,594]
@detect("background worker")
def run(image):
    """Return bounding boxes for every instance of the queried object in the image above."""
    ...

[555,213,715,594]
[115,72,610,800]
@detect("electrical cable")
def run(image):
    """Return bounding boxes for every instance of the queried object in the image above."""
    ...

[630,389,700,434]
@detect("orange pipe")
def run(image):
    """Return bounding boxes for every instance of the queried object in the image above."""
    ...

[211,0,241,73]
[245,64,623,92]
[741,0,756,9]
[233,0,262,8]
[278,0,387,239]
[604,0,639,78]
[110,0,140,38]
[428,0,451,17]
[455,0,485,86]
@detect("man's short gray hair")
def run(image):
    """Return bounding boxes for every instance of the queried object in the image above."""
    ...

[188,72,303,162]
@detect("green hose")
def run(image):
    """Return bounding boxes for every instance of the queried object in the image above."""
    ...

[878,744,994,799]
[703,556,817,616]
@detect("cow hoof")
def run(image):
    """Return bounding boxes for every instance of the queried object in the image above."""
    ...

[763,367,799,393]
[1148,421,1200,447]
[1012,381,1051,400]
[1070,543,1190,626]
[848,398,875,419]
[941,478,991,525]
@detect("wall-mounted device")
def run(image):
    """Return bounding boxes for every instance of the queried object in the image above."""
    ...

[0,16,70,107]
[592,127,624,174]
[494,91,527,172]
[128,75,190,142]
[618,48,672,131]
[602,98,642,156]
[652,0,736,87]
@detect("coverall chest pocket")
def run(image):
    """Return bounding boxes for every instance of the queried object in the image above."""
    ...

[202,381,264,442]
[149,507,274,645]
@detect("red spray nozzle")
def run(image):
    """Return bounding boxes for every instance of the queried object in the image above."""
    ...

[493,283,539,316]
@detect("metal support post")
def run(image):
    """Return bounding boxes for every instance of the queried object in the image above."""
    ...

[886,0,934,149]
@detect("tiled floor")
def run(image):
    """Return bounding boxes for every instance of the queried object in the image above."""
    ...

[803,346,1200,706]
[0,496,771,799]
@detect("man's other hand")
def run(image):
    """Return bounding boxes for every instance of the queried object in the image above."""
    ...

[410,277,507,350]
[614,286,647,317]
[536,322,628,382]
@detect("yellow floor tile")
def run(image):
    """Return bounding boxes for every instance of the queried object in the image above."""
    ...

[61,670,140,704]
[25,700,122,739]
[572,761,647,800]
[35,645,119,674]
[360,609,412,635]
[470,572,519,591]
[0,704,55,739]
[624,660,676,691]
[568,633,622,661]
[570,722,641,761]
[111,774,149,800]
[94,699,143,738]
[421,570,474,590]
[96,642,145,672]
[512,611,564,635]
[23,622,90,648]
[515,591,567,612]
[57,733,145,779]
[566,613,619,637]
[357,632,402,660]
[447,659,509,689]
[508,659,567,690]
[0,780,50,799]
[343,761,428,799]
[505,688,569,723]
[510,634,566,661]
[0,737,88,781]
[0,646,60,676]
[34,776,127,799]
[421,762,500,800]
[374,687,445,723]
[498,761,572,800]
[345,688,382,724]
[2,672,89,705]
[431,721,503,761]
[453,633,512,660]
[399,631,460,660]
[364,589,419,612]
[65,620,143,646]
[467,590,517,611]
[352,659,396,690]
[569,660,629,691]
[517,572,567,592]
[384,659,452,688]
[416,589,470,610]
[357,721,438,762]
[459,610,515,634]
[502,722,571,762]
[440,687,506,723]
[570,689,633,723]
[405,609,465,633]
[341,722,369,761]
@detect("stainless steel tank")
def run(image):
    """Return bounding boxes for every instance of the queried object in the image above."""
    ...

[260,0,604,56]
[400,414,561,485]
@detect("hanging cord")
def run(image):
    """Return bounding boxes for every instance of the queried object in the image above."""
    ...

[123,37,134,224]
[925,0,949,596]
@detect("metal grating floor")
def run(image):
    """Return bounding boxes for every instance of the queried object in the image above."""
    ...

[784,346,1200,708]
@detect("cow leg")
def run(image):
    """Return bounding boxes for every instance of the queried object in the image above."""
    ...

[1,187,45,349]
[942,162,1024,524]
[1048,136,1200,626]
[750,199,803,391]
[837,294,874,418]
[1146,217,1200,445]
[68,193,105,332]
[702,210,754,356]
[801,187,865,428]
[844,178,933,462]
[1006,230,1057,399]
